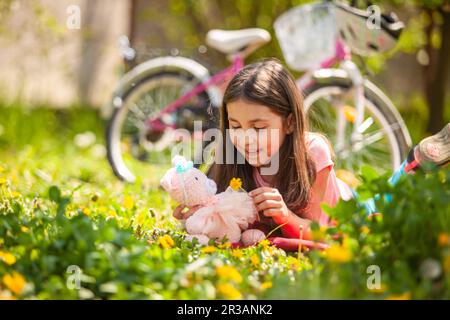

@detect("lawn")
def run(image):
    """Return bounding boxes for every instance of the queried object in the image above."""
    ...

[0,105,449,299]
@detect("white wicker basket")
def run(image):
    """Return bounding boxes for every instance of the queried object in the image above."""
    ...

[274,2,337,71]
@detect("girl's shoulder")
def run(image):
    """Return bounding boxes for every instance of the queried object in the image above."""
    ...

[305,131,334,172]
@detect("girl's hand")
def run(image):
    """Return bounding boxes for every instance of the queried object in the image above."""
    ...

[172,204,202,220]
[249,187,290,225]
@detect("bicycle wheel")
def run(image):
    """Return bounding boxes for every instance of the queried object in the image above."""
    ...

[303,79,411,174]
[106,71,218,183]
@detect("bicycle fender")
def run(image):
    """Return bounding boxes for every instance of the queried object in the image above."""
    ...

[112,56,222,108]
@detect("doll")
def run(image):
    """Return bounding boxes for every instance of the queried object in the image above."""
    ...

[160,155,266,245]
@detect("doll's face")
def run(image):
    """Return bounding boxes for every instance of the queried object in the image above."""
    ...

[188,168,217,197]
[160,167,217,207]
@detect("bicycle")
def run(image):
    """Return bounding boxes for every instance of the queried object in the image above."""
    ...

[106,0,412,183]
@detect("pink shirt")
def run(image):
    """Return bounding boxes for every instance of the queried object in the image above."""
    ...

[252,132,353,226]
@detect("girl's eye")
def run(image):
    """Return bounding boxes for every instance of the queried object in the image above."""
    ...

[230,126,240,129]
[255,127,267,130]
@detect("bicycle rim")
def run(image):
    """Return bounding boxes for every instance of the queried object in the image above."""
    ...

[107,72,211,183]
[303,85,403,174]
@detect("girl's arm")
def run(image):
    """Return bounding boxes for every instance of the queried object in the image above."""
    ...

[250,167,331,240]
[277,167,330,239]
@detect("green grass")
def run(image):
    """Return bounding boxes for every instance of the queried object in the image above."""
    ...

[0,103,449,299]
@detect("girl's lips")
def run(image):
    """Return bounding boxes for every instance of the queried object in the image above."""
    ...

[245,148,262,155]
[245,149,262,153]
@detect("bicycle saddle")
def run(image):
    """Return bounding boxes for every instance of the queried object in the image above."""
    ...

[206,28,271,55]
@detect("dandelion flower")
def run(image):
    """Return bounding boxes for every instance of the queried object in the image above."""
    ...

[82,207,91,217]
[123,195,134,210]
[216,265,242,283]
[259,239,271,250]
[261,281,272,290]
[231,250,243,259]
[2,272,26,295]
[0,251,16,265]
[323,244,353,263]
[217,283,242,300]
[201,246,217,254]
[250,254,260,266]
[438,233,449,247]
[158,235,175,249]
[385,292,411,300]
[229,178,243,191]
[360,226,370,235]
[20,226,29,233]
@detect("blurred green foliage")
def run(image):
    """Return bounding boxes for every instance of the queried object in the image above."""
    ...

[0,105,449,299]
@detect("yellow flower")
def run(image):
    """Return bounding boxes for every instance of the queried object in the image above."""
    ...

[134,211,146,225]
[123,195,134,210]
[444,255,450,274]
[82,207,91,216]
[0,165,5,173]
[287,256,301,269]
[368,283,388,294]
[259,239,271,250]
[201,246,217,254]
[261,281,272,290]
[0,177,7,185]
[217,283,242,300]
[231,249,243,259]
[385,292,411,300]
[229,178,242,191]
[218,242,232,249]
[438,233,449,247]
[360,226,370,235]
[158,235,175,249]
[216,265,242,283]
[107,209,117,219]
[20,226,29,233]
[250,254,260,266]
[323,244,353,263]
[343,105,356,123]
[2,272,26,295]
[0,251,17,265]
[10,191,21,198]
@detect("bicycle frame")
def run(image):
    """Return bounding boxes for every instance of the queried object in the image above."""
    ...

[145,55,244,132]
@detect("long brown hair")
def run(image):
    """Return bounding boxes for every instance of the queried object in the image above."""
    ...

[207,58,316,213]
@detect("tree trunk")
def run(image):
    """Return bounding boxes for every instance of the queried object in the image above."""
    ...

[424,8,450,134]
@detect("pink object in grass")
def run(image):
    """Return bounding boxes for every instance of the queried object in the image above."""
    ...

[241,229,266,246]
[160,155,260,244]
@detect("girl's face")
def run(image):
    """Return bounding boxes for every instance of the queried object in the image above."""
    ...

[227,99,293,167]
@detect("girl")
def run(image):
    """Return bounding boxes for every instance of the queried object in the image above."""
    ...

[173,59,352,248]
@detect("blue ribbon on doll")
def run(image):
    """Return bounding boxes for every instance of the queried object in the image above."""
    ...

[175,160,193,173]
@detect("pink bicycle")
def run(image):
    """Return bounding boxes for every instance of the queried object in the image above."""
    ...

[106,1,411,183]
